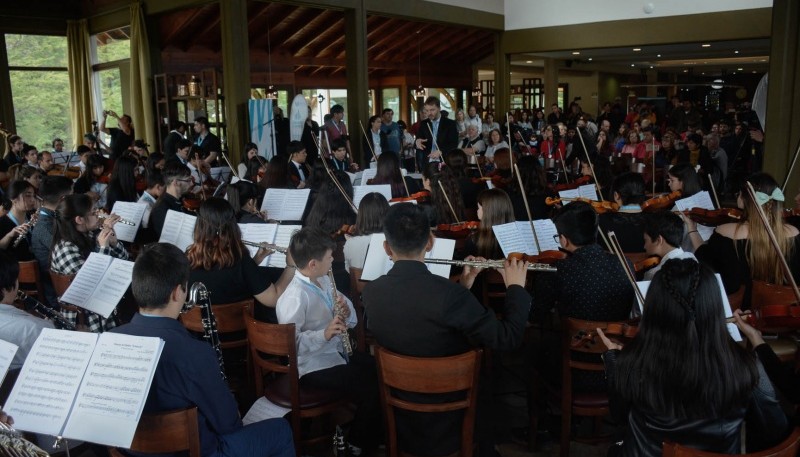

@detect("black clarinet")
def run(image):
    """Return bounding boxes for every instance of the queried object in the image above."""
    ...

[188,282,226,381]
[16,291,76,331]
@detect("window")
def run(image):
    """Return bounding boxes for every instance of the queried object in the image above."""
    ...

[381,88,400,118]
[91,27,130,146]
[5,34,72,150]
[302,89,349,125]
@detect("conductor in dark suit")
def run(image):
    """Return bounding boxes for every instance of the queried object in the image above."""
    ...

[414,96,459,170]
[364,203,532,457]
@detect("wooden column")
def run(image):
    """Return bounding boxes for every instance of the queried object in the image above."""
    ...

[0,34,16,131]
[493,31,510,118]
[345,0,369,166]
[219,0,250,163]
[764,0,800,191]
[543,58,559,110]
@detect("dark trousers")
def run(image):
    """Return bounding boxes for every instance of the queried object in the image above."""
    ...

[299,352,382,450]
[212,418,295,457]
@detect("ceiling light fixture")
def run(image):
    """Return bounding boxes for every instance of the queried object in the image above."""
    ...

[737,67,743,71]
[588,58,593,61]
[734,50,739,54]
[414,30,426,98]
[526,60,532,63]
[657,54,661,57]
[633,48,641,52]
[701,44,711,47]
[631,64,635,67]
[265,20,277,100]
[572,51,580,55]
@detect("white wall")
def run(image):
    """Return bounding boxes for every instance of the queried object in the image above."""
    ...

[426,0,504,15]
[505,0,773,30]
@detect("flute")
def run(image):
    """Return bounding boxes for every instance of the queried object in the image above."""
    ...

[242,240,288,254]
[97,214,136,226]
[424,258,558,272]
[329,269,353,356]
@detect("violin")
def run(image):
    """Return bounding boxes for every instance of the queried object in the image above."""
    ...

[390,190,430,204]
[508,250,567,265]
[434,221,480,240]
[182,194,202,212]
[552,175,591,192]
[47,164,82,180]
[783,208,800,218]
[332,224,356,238]
[634,255,660,273]
[545,197,620,214]
[640,191,681,212]
[96,173,112,185]
[681,207,743,226]
[570,321,639,349]
[750,281,800,329]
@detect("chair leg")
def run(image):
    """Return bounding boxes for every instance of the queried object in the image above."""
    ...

[528,375,540,452]
[560,408,571,457]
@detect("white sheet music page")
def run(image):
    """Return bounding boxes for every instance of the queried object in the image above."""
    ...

[4,329,98,436]
[353,184,392,208]
[578,184,599,201]
[674,191,716,241]
[557,188,580,203]
[109,202,147,243]
[0,339,18,382]
[360,168,377,184]
[492,221,538,257]
[267,225,301,268]
[243,397,291,425]
[533,219,561,252]
[239,223,279,266]
[62,333,164,447]
[84,258,134,318]
[60,253,113,310]
[361,233,456,281]
[423,237,456,278]
[260,189,310,221]
[158,210,197,251]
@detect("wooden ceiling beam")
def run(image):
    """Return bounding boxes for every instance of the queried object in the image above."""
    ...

[314,34,345,58]
[425,28,484,61]
[276,8,335,52]
[369,22,425,61]
[175,6,218,51]
[293,14,345,56]
[248,3,295,50]
[160,7,208,48]
[414,28,463,60]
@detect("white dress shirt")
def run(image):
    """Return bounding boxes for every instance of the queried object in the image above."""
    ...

[0,303,54,370]
[644,247,698,281]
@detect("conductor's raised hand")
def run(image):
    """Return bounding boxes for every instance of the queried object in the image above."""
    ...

[499,257,527,288]
[415,138,428,150]
[324,315,346,341]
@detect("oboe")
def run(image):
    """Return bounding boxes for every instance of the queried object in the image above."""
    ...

[16,291,76,331]
[241,240,288,253]
[423,258,558,272]
[188,282,226,381]
[97,214,136,226]
[328,270,352,357]
[12,217,37,248]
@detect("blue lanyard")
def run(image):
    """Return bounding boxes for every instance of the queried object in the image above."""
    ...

[7,213,25,227]
[298,278,334,314]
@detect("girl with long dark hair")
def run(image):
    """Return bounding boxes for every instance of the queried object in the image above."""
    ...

[105,155,139,211]
[468,188,514,259]
[422,163,464,227]
[227,180,266,224]
[0,180,37,260]
[368,152,419,199]
[343,192,389,272]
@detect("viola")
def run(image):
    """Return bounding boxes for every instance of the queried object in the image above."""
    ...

[332,224,356,238]
[552,175,591,192]
[508,250,567,265]
[570,321,639,349]
[545,196,620,214]
[681,207,743,226]
[634,255,660,273]
[750,281,800,329]
[640,191,681,212]
[433,221,480,240]
[390,190,430,204]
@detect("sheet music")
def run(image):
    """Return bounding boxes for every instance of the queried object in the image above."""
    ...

[239,223,278,267]
[533,219,561,252]
[492,221,538,256]
[242,397,291,425]
[674,192,716,241]
[361,234,455,281]
[578,184,599,201]
[62,333,164,448]
[268,225,301,268]
[109,202,147,243]
[158,210,197,252]
[84,259,134,318]
[260,188,311,221]
[346,172,357,185]
[60,253,113,309]
[4,329,98,436]
[52,152,81,166]
[353,184,392,208]
[558,188,580,202]
[636,274,741,342]
[0,339,18,382]
[360,168,377,184]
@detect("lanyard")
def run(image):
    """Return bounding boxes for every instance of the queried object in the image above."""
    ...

[298,278,334,314]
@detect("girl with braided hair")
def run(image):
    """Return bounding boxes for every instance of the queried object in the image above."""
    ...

[600,259,788,456]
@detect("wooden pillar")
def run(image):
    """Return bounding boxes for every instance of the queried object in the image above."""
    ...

[764,0,800,191]
[544,58,559,110]
[220,0,250,163]
[345,0,369,165]
[494,31,510,117]
[0,34,16,131]
[646,69,658,98]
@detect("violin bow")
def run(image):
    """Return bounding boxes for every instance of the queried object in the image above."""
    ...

[708,174,721,210]
[745,181,800,303]
[436,180,461,224]
[513,163,542,254]
[62,151,75,176]
[425,122,442,162]
[607,231,645,306]
[596,226,613,252]
[220,152,240,180]
[399,157,411,197]
[195,153,206,201]
[358,121,379,163]
[781,137,800,194]
[320,131,357,213]
[550,140,570,185]
[575,126,605,201]
[506,113,514,178]
[651,135,656,197]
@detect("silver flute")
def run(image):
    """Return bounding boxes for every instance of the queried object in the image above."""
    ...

[424,258,558,272]
[97,214,136,226]
[242,240,288,254]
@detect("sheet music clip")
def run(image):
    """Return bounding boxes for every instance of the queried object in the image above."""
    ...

[53,435,71,457]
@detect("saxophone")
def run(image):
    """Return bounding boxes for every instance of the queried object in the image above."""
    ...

[188,282,226,381]
[328,270,352,357]
[16,291,76,331]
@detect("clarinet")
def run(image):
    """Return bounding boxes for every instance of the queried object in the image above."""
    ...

[188,282,226,381]
[12,215,38,248]
[16,291,76,331]
[328,270,352,357]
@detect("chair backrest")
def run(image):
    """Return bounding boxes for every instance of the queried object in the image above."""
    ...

[662,426,800,457]
[375,346,482,457]
[17,260,44,299]
[244,316,298,397]
[179,299,252,348]
[480,269,507,313]
[349,267,367,352]
[112,407,201,457]
[563,318,633,389]
[49,271,75,297]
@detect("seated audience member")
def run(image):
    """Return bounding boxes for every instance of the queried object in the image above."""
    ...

[0,181,37,261]
[149,161,192,237]
[30,176,73,306]
[364,203,531,457]
[599,172,647,253]
[642,211,696,280]
[186,198,294,322]
[343,192,389,272]
[112,243,295,457]
[600,259,788,456]
[50,194,128,331]
[276,227,380,455]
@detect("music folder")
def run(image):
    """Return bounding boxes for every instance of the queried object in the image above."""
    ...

[4,328,164,448]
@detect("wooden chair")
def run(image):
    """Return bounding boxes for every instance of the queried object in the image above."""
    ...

[48,271,85,329]
[375,346,482,457]
[17,260,44,301]
[244,316,348,456]
[179,299,251,350]
[108,407,201,457]
[662,426,800,457]
[348,267,372,352]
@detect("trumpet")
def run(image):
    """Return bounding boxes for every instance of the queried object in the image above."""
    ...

[97,214,136,226]
[242,240,288,253]
[423,258,558,272]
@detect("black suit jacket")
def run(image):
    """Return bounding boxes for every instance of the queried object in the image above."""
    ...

[415,116,459,158]
[364,260,531,455]
[362,130,389,163]
[287,160,310,188]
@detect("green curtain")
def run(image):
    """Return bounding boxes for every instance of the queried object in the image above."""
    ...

[66,19,94,150]
[130,2,156,147]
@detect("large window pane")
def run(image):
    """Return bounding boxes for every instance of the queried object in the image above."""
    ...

[93,27,131,64]
[10,70,72,149]
[5,34,67,68]
[381,88,400,119]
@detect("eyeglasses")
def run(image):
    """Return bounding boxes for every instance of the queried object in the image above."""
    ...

[176,178,192,183]
[552,234,561,244]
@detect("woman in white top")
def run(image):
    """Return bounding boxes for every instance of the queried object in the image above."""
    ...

[237,142,259,178]
[455,109,468,139]
[484,129,509,163]
[343,192,390,273]
[481,113,501,140]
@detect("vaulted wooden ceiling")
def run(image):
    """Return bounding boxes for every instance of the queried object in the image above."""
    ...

[157,1,495,79]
